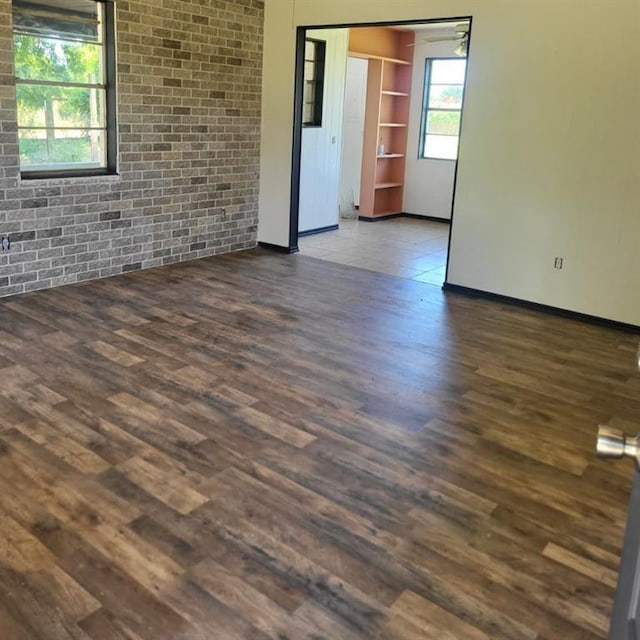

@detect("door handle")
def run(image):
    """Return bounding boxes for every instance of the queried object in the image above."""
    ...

[597,426,640,467]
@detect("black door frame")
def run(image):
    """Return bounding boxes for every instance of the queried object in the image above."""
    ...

[287,15,474,287]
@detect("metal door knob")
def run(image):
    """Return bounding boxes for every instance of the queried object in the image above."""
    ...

[597,426,640,466]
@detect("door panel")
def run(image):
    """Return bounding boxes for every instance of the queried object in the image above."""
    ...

[339,56,368,213]
[598,350,640,639]
[606,467,640,640]
[299,29,349,234]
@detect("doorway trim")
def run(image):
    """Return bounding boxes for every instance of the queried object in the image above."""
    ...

[288,16,473,286]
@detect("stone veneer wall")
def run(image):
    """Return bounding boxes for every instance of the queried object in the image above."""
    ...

[0,0,264,297]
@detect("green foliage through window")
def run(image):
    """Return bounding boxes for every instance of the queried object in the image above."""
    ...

[420,58,467,161]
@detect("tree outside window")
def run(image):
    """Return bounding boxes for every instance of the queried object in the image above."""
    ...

[13,0,116,175]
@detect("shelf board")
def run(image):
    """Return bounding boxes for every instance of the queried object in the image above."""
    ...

[379,123,407,128]
[376,154,405,159]
[381,90,409,97]
[375,182,403,190]
[348,51,412,65]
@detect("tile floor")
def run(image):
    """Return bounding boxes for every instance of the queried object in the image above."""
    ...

[298,217,450,285]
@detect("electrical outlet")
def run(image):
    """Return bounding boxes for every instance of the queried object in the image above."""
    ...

[1,235,10,251]
[554,257,564,270]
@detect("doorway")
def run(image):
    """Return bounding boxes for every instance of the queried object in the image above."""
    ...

[291,18,472,286]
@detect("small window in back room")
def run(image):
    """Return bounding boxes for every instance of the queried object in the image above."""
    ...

[420,58,467,161]
[302,39,326,127]
[12,0,117,177]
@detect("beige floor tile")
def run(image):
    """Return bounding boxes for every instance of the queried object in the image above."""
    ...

[367,263,425,279]
[406,255,448,272]
[301,246,334,258]
[299,217,450,283]
[411,238,449,253]
[411,270,446,285]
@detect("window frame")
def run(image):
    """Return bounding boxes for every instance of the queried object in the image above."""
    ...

[13,0,118,180]
[302,38,326,128]
[418,56,467,162]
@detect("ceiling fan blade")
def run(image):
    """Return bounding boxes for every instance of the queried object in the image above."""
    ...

[407,22,469,47]
[408,36,459,46]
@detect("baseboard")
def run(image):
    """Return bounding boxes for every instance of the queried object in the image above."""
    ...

[358,212,451,224]
[403,213,451,224]
[358,213,404,222]
[443,283,640,333]
[258,242,299,255]
[298,224,339,238]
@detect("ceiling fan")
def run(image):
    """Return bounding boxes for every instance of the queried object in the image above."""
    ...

[409,23,470,57]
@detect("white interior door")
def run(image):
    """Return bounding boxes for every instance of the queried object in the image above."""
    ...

[339,56,368,213]
[299,29,349,234]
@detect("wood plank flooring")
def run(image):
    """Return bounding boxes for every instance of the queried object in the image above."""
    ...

[0,248,638,640]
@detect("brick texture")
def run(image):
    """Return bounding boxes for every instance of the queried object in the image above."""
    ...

[0,0,263,297]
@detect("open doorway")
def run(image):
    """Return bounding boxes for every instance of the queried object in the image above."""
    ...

[292,19,472,286]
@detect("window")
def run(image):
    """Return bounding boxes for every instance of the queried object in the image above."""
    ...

[419,58,467,161]
[302,39,325,127]
[12,0,116,177]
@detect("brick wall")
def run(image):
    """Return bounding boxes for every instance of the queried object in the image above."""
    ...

[0,0,264,297]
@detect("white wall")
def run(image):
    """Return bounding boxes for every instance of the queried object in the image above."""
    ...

[404,38,459,220]
[259,0,640,326]
[339,56,368,213]
[299,28,349,233]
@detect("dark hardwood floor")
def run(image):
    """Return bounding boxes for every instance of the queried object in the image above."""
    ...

[0,248,638,640]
